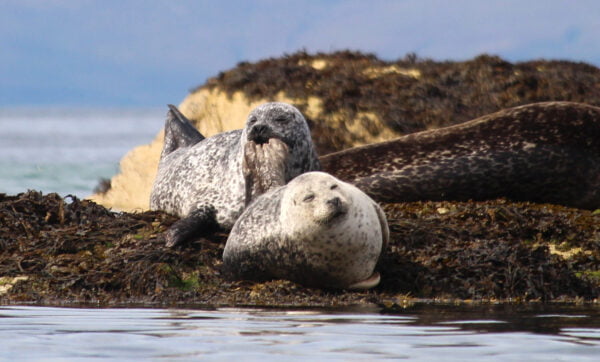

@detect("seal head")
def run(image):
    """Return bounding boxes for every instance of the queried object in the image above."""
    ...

[242,102,319,181]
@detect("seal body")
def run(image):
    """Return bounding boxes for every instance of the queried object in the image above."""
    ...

[150,102,320,246]
[152,129,245,226]
[321,102,600,209]
[222,172,389,290]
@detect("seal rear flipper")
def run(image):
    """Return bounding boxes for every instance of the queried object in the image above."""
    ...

[164,205,218,247]
[346,272,381,290]
[161,104,205,158]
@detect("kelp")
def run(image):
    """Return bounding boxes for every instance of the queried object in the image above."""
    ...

[3,52,600,306]
[201,51,600,153]
[1,192,597,307]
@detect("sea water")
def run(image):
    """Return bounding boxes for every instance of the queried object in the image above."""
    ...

[1,108,599,360]
[0,304,598,360]
[0,107,163,197]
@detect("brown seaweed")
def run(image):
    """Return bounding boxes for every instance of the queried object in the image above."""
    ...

[200,51,600,154]
[1,191,598,307]
[4,52,600,306]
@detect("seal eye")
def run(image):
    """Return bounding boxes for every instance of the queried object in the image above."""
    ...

[330,184,338,190]
[274,115,289,123]
[248,116,257,124]
[303,194,315,203]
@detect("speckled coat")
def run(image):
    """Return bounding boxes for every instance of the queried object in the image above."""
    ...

[321,102,600,209]
[222,172,389,289]
[150,102,320,229]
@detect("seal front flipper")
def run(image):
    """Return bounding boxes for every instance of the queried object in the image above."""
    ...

[242,138,290,206]
[164,205,219,247]
[161,104,205,158]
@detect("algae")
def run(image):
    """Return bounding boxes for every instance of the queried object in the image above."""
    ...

[1,191,598,307]
[5,51,600,306]
[199,51,600,153]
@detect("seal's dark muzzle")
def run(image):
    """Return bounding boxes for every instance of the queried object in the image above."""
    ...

[248,124,273,144]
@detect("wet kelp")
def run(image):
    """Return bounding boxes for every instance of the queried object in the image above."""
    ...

[1,192,598,306]
[202,51,600,153]
[380,201,599,301]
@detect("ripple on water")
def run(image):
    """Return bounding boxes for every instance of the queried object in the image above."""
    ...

[0,305,598,360]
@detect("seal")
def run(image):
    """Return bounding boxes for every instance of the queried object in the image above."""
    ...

[222,171,389,290]
[150,102,320,247]
[320,102,600,209]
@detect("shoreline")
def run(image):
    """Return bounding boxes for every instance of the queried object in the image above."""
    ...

[1,191,598,307]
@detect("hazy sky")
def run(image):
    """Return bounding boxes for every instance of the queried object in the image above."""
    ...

[2,0,599,107]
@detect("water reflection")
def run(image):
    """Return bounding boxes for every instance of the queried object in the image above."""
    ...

[0,304,598,360]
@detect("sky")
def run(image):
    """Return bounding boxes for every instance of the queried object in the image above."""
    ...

[2,0,600,107]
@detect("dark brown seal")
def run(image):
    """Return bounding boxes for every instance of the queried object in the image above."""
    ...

[321,102,600,209]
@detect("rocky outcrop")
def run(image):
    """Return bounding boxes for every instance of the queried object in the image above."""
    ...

[89,51,600,212]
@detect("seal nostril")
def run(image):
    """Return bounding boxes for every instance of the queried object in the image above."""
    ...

[248,124,271,144]
[327,197,341,208]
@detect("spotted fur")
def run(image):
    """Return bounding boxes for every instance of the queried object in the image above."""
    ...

[150,102,320,246]
[222,172,389,290]
[321,102,600,209]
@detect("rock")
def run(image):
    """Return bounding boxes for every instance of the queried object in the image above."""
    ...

[89,131,163,211]
[88,51,600,212]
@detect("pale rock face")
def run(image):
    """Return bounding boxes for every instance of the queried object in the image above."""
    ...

[88,132,163,211]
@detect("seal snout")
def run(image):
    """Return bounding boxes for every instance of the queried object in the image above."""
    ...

[327,196,343,210]
[247,124,273,145]
[323,196,348,222]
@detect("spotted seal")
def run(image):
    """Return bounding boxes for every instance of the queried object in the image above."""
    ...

[222,171,389,290]
[150,102,320,247]
[320,102,600,209]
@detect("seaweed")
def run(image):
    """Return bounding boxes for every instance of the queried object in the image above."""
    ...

[197,51,600,153]
[1,192,598,307]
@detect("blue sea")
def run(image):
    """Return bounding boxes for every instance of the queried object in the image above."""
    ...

[0,108,599,360]
[0,107,163,197]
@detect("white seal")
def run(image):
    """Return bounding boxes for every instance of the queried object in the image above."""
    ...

[222,171,389,290]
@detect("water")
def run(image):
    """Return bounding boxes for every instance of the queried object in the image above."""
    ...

[0,107,164,198]
[2,109,599,359]
[0,305,598,360]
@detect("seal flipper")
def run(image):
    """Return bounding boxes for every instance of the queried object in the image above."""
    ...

[161,104,205,158]
[164,205,218,247]
[347,272,381,290]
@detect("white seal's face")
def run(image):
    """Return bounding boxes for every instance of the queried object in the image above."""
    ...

[280,172,353,232]
[241,102,311,148]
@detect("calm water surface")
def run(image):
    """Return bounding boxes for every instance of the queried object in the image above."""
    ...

[0,107,163,197]
[1,304,598,360]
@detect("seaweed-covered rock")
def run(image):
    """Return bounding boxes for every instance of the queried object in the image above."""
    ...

[90,51,600,212]
[192,51,600,152]
[1,192,598,306]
